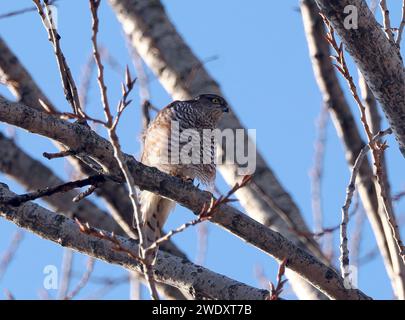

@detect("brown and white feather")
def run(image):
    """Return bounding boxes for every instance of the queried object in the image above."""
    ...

[140,95,228,263]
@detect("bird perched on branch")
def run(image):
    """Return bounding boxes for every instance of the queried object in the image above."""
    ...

[140,94,229,263]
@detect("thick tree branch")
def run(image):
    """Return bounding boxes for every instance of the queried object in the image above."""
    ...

[0,131,120,233]
[322,14,405,270]
[314,0,405,157]
[300,0,405,299]
[0,35,136,242]
[107,0,327,299]
[358,73,405,299]
[0,130,187,300]
[0,98,371,300]
[0,35,191,276]
[0,183,268,300]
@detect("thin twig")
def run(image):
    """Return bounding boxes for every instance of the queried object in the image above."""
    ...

[254,265,270,289]
[0,230,24,281]
[3,289,15,300]
[1,174,107,206]
[129,272,141,300]
[84,275,128,299]
[145,216,208,253]
[351,206,366,269]
[72,185,98,203]
[293,202,358,240]
[184,55,219,90]
[397,0,405,45]
[66,257,95,299]
[310,103,329,235]
[393,190,405,202]
[32,0,84,117]
[379,0,395,41]
[130,47,150,103]
[75,218,143,264]
[341,128,392,280]
[0,0,58,20]
[267,258,288,300]
[43,149,76,160]
[145,175,253,253]
[75,218,159,298]
[195,222,209,266]
[89,0,113,127]
[78,53,96,110]
[88,0,158,300]
[78,48,123,111]
[130,47,153,137]
[322,14,405,268]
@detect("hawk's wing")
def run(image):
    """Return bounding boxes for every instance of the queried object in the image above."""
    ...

[141,102,177,168]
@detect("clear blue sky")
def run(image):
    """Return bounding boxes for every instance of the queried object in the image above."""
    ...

[0,0,404,300]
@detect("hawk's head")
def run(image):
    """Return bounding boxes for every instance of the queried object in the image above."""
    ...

[192,94,229,122]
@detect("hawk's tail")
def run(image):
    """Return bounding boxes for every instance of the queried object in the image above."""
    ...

[140,191,175,264]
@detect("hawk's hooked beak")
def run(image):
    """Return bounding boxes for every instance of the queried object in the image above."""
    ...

[222,105,229,113]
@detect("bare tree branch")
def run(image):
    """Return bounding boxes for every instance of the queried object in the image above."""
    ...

[0,131,120,233]
[0,98,371,300]
[0,0,58,20]
[314,0,405,158]
[0,130,187,300]
[3,174,107,206]
[321,15,405,269]
[300,0,405,298]
[398,0,405,45]
[0,183,269,300]
[32,0,84,117]
[358,72,405,299]
[0,36,190,299]
[268,258,288,300]
[379,0,395,41]
[0,230,24,281]
[107,0,328,300]
[90,0,158,299]
[66,257,95,300]
[340,128,392,282]
[58,248,74,299]
[310,104,329,235]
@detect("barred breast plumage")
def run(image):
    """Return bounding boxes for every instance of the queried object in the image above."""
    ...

[140,94,229,263]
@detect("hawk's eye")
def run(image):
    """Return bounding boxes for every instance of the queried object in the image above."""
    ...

[212,98,220,104]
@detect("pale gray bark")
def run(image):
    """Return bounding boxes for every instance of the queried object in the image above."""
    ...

[301,0,405,299]
[0,36,52,112]
[358,74,405,299]
[314,0,405,157]
[0,36,192,298]
[107,0,328,300]
[0,183,268,300]
[0,130,187,300]
[0,98,371,300]
[0,36,134,238]
[0,131,121,233]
